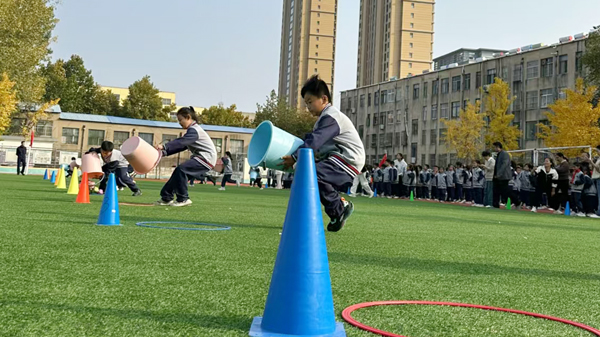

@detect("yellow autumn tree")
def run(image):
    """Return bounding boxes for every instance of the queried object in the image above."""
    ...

[538,78,600,157]
[20,98,60,141]
[443,101,486,161]
[0,73,18,136]
[483,78,521,150]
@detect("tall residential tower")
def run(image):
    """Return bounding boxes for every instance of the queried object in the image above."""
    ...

[278,0,338,108]
[356,0,435,87]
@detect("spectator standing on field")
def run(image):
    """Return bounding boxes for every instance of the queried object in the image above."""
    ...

[492,142,511,209]
[482,150,495,207]
[16,141,27,175]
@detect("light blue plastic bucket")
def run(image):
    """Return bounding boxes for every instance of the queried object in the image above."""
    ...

[250,171,258,179]
[248,121,304,171]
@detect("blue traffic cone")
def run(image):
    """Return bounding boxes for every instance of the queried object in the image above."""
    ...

[565,201,571,216]
[250,148,345,337]
[373,188,378,197]
[96,173,121,226]
[50,171,56,183]
[347,186,351,195]
[43,169,49,180]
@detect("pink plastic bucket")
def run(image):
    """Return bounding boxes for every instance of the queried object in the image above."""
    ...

[121,136,162,174]
[81,153,103,179]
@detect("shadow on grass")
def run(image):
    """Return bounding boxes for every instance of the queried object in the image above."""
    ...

[329,252,600,282]
[0,299,251,332]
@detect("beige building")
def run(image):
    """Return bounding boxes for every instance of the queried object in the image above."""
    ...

[341,33,589,167]
[101,86,177,108]
[356,0,435,87]
[278,0,338,108]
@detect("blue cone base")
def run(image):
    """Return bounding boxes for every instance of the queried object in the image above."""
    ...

[249,317,346,337]
[95,223,122,226]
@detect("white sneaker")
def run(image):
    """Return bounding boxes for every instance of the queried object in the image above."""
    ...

[485,205,491,208]
[348,193,358,198]
[172,199,193,207]
[531,207,537,213]
[577,212,586,217]
[368,192,374,198]
[587,214,600,218]
[539,206,548,210]
[260,187,264,190]
[218,187,226,191]
[476,204,484,208]
[154,199,174,206]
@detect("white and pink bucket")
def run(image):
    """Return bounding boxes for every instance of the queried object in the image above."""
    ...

[121,136,162,174]
[81,152,104,179]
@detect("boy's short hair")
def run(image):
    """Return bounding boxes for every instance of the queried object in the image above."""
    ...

[493,142,503,149]
[71,157,76,161]
[301,75,332,103]
[101,141,114,152]
[482,150,491,157]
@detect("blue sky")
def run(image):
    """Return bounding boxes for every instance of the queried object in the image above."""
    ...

[51,0,600,112]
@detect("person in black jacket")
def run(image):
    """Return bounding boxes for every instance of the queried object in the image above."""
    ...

[492,142,512,208]
[16,141,27,175]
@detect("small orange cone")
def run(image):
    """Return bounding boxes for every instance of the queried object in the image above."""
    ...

[76,172,90,204]
[54,168,61,186]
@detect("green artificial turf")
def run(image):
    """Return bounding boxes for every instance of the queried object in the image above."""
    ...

[1,174,599,336]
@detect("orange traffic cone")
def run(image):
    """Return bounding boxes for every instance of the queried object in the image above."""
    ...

[76,172,90,204]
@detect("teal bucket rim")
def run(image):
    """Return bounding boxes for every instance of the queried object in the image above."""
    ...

[248,121,275,167]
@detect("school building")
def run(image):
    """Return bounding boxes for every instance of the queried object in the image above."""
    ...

[340,30,593,168]
[1,109,254,180]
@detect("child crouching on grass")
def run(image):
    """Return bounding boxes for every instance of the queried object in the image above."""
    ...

[282,75,365,232]
[154,107,217,207]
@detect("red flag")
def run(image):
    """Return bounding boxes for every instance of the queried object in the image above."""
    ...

[30,130,35,147]
[378,154,388,168]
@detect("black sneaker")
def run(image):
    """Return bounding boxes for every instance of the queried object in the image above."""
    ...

[132,190,142,197]
[327,199,354,232]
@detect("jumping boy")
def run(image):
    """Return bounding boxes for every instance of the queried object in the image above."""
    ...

[282,75,365,232]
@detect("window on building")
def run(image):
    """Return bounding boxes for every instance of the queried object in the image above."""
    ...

[451,102,460,118]
[432,80,439,95]
[371,134,377,148]
[476,71,482,88]
[421,131,427,145]
[161,134,177,144]
[439,128,447,144]
[513,82,522,111]
[413,84,420,99]
[229,139,245,155]
[430,153,436,166]
[526,60,539,79]
[374,91,379,106]
[540,89,554,108]
[360,94,365,107]
[113,131,130,147]
[431,104,438,120]
[161,98,172,106]
[381,90,387,104]
[486,68,496,84]
[410,33,414,38]
[559,55,568,74]
[411,3,415,8]
[138,132,154,145]
[440,103,449,119]
[423,82,428,98]
[373,113,378,125]
[422,106,427,121]
[540,57,553,77]
[410,43,413,48]
[88,129,105,146]
[212,138,222,156]
[380,113,385,125]
[358,125,364,139]
[366,114,371,127]
[526,121,537,141]
[430,129,437,145]
[35,121,52,137]
[409,63,413,68]
[513,64,522,81]
[452,76,461,92]
[526,91,538,110]
[387,112,394,125]
[576,52,583,73]
[441,78,449,94]
[368,93,372,106]
[463,73,471,90]
[463,99,469,109]
[411,119,419,137]
[62,127,79,145]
